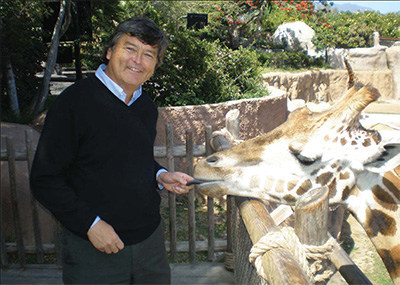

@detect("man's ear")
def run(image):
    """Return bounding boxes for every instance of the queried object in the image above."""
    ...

[106,48,112,61]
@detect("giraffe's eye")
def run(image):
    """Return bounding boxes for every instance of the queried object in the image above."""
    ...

[206,155,219,164]
[289,146,320,166]
[294,153,320,166]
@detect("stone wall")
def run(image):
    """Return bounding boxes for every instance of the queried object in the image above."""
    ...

[262,69,393,102]
[263,39,400,102]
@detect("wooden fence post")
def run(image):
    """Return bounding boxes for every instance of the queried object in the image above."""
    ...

[225,109,240,271]
[295,186,330,246]
[0,224,8,266]
[238,197,309,284]
[186,130,196,263]
[205,125,215,261]
[25,129,45,264]
[6,136,26,268]
[166,123,177,259]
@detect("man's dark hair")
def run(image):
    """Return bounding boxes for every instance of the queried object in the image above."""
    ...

[103,17,168,68]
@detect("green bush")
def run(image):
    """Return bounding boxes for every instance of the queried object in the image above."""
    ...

[310,11,400,50]
[258,49,325,70]
[145,29,267,106]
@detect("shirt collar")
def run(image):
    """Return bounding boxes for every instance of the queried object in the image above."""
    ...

[95,64,142,106]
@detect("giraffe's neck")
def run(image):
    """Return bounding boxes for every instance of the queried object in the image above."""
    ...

[345,167,400,283]
[224,166,400,283]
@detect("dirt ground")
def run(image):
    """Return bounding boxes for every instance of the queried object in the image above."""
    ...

[328,214,392,284]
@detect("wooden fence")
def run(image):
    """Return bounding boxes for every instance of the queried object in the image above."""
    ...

[0,123,225,268]
[380,37,400,47]
[231,193,374,284]
[2,109,377,283]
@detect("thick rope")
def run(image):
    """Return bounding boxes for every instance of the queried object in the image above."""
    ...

[249,227,336,283]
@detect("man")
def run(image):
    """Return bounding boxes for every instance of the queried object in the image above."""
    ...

[30,17,193,284]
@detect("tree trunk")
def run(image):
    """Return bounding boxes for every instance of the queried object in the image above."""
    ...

[5,59,20,119]
[29,0,72,116]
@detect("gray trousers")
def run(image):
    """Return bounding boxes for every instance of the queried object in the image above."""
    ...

[62,222,171,284]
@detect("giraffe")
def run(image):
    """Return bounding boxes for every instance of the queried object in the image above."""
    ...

[191,59,400,283]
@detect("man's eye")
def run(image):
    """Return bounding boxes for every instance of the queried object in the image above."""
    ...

[126,47,135,52]
[145,53,154,58]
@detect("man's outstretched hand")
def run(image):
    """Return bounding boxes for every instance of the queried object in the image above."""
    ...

[158,171,194,195]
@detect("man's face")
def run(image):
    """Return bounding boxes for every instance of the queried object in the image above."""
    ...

[105,34,158,96]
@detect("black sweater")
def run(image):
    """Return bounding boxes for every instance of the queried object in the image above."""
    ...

[30,76,164,244]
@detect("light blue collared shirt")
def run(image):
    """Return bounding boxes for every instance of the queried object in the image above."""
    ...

[90,64,167,229]
[95,64,142,105]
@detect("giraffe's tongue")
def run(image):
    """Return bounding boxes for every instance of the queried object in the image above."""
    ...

[186,179,207,186]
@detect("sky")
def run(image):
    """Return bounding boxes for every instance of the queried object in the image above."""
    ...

[332,1,400,14]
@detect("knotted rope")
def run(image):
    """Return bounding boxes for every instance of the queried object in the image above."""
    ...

[249,227,336,283]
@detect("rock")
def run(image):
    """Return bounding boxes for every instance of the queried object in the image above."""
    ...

[386,44,400,100]
[305,102,332,112]
[272,21,319,56]
[328,46,388,70]
[262,69,393,102]
[347,46,388,71]
[328,46,387,70]
[287,99,305,112]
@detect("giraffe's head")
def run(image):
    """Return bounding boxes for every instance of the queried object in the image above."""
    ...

[193,58,400,282]
[193,82,400,206]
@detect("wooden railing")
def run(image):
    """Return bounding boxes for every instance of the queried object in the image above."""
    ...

[0,124,223,268]
[380,37,400,47]
[231,188,373,284]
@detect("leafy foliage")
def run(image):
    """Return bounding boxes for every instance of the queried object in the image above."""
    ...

[258,49,325,69]
[1,1,50,120]
[310,10,400,49]
[145,29,266,106]
[2,0,399,123]
[78,0,125,69]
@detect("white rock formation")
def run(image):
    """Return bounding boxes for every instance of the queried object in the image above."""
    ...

[273,21,320,56]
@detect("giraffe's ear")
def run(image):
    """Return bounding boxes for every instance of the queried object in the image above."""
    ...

[365,131,400,173]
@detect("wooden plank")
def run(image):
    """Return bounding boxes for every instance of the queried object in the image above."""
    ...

[25,129,45,264]
[380,37,400,41]
[186,130,196,263]
[54,221,63,268]
[328,205,345,239]
[0,149,29,161]
[6,239,228,254]
[0,224,9,266]
[6,243,56,254]
[329,240,372,284]
[166,123,177,259]
[165,239,227,253]
[153,145,206,158]
[237,197,309,284]
[1,144,207,161]
[205,125,215,261]
[6,137,26,268]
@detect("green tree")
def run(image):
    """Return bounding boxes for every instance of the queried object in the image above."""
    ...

[1,1,50,121]
[310,10,400,50]
[1,0,123,122]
